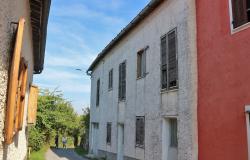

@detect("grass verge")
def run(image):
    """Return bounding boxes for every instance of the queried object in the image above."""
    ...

[74,146,88,157]
[29,145,49,160]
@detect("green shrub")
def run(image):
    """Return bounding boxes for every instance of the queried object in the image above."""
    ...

[28,127,45,151]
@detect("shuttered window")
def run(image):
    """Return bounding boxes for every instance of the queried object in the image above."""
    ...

[108,69,113,90]
[5,18,25,144]
[96,79,100,106]
[161,28,178,90]
[106,123,112,144]
[16,58,28,131]
[137,49,147,78]
[231,0,250,28]
[170,119,178,147]
[27,85,39,124]
[136,116,145,147]
[119,62,126,101]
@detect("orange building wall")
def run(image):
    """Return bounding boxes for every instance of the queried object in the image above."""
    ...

[196,0,250,160]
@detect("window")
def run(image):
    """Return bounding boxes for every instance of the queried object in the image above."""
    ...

[136,116,145,147]
[245,105,250,158]
[231,0,250,28]
[16,58,28,130]
[108,69,113,90]
[137,49,147,78]
[169,119,178,147]
[5,18,25,144]
[106,123,112,144]
[96,79,100,106]
[119,62,126,101]
[161,28,178,90]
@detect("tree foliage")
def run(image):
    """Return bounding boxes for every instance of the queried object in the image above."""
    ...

[28,89,88,151]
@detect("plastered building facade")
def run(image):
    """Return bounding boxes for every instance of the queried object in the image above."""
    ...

[87,0,198,160]
[0,0,50,159]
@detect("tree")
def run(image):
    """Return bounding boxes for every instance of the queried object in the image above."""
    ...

[29,89,81,151]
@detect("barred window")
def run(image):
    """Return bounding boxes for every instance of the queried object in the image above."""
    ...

[108,69,113,90]
[106,123,112,144]
[119,62,126,101]
[96,79,100,106]
[161,28,178,90]
[136,116,145,147]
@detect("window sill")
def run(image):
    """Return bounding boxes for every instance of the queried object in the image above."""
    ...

[108,88,113,92]
[135,145,144,149]
[161,88,178,94]
[231,22,250,34]
[136,73,148,80]
[119,99,126,103]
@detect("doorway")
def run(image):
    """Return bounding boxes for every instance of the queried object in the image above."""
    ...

[117,124,124,160]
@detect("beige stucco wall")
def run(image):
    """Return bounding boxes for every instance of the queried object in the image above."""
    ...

[0,0,34,159]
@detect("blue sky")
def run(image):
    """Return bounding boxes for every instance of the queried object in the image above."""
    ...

[34,0,150,114]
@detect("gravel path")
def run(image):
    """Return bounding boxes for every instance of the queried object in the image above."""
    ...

[45,148,89,160]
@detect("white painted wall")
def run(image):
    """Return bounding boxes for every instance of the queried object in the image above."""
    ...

[89,0,198,159]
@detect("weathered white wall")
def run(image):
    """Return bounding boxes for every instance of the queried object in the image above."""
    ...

[89,0,198,160]
[0,0,34,159]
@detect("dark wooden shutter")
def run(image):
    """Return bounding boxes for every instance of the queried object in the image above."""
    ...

[161,36,167,89]
[167,30,178,89]
[96,79,100,106]
[110,69,113,89]
[119,64,122,99]
[137,52,142,78]
[106,123,111,144]
[136,117,145,147]
[121,62,126,100]
[232,0,248,28]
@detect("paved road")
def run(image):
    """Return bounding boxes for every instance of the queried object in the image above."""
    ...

[45,148,89,160]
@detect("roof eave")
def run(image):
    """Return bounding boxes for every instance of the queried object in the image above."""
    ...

[30,0,51,74]
[87,0,164,74]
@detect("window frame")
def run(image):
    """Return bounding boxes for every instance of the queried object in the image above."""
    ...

[118,61,126,101]
[169,118,178,147]
[245,105,250,159]
[229,0,250,33]
[137,46,148,79]
[106,122,112,145]
[96,78,100,107]
[160,28,178,91]
[135,116,145,148]
[108,69,113,90]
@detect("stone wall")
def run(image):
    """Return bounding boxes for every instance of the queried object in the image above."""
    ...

[0,0,34,159]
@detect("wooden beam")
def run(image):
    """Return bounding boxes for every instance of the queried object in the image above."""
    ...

[5,18,25,145]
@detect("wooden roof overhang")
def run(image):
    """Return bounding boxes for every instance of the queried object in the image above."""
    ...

[29,0,51,74]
